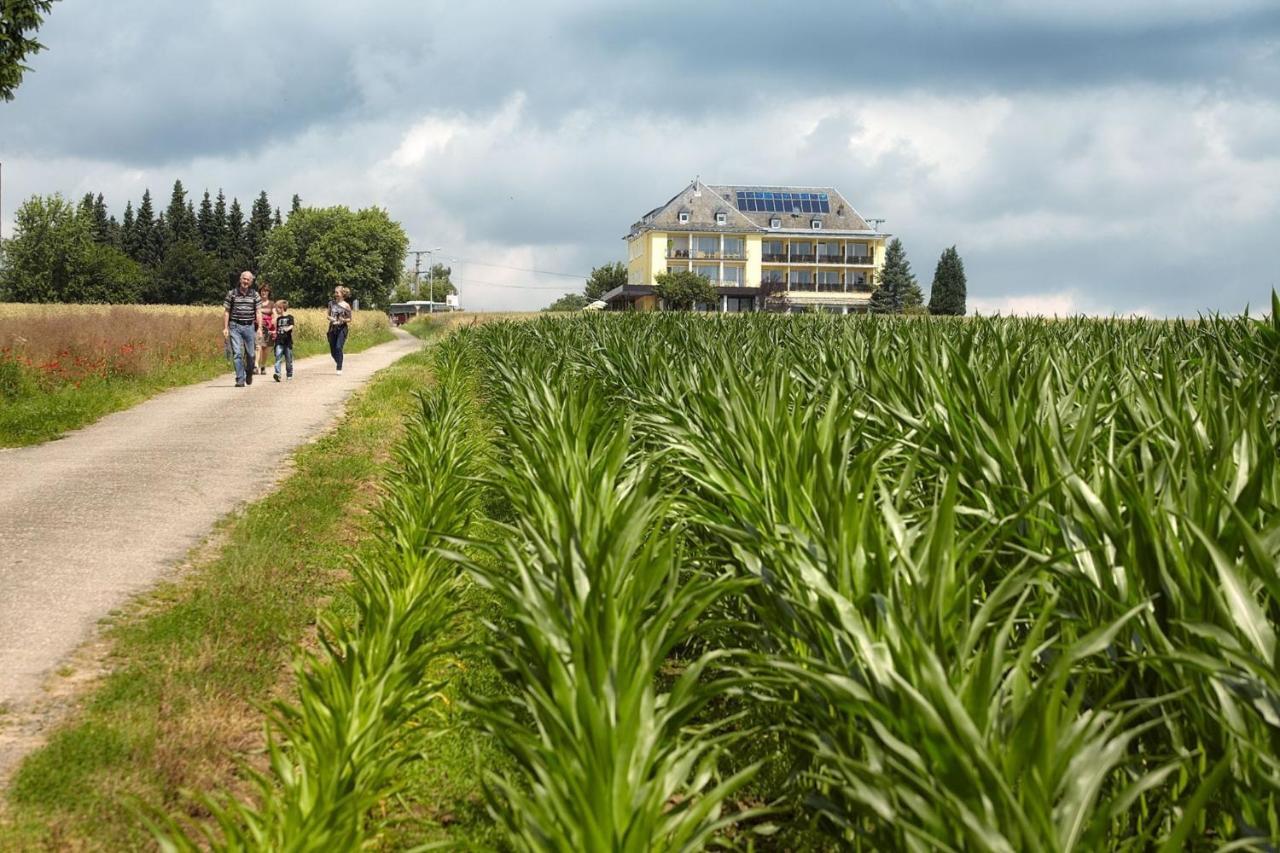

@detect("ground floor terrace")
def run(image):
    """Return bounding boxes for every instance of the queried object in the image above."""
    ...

[601,284,872,314]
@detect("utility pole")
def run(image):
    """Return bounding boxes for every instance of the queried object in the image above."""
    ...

[407,246,441,304]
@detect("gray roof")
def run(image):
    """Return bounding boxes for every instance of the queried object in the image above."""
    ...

[628,180,882,238]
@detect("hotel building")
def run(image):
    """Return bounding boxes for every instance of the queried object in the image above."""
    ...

[605,180,888,313]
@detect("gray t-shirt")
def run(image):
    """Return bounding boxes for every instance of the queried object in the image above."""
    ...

[327,300,352,326]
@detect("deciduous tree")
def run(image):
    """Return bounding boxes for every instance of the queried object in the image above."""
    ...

[585,261,626,301]
[543,293,592,311]
[0,194,146,303]
[262,205,408,309]
[654,269,715,311]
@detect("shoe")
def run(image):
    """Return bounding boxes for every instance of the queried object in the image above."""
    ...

[235,381,245,388]
[273,373,281,382]
[286,375,293,380]
[246,371,254,385]
[336,368,342,374]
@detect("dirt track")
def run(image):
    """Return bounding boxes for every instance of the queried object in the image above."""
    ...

[0,330,420,775]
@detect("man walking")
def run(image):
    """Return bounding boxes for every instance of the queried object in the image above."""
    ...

[223,271,261,387]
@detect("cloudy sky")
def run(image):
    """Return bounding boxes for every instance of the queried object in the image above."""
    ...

[3,0,1279,314]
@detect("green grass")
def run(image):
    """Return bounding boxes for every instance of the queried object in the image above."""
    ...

[0,340,458,851]
[0,327,393,448]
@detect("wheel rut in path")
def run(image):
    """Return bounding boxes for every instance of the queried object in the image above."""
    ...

[0,330,422,778]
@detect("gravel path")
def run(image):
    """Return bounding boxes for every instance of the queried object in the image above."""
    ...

[0,330,421,771]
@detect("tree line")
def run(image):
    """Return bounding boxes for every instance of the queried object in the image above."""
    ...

[1,181,408,308]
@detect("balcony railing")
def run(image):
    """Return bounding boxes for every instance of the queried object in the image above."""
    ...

[816,254,843,265]
[846,255,874,265]
[666,249,690,259]
[790,254,817,264]
[762,253,788,263]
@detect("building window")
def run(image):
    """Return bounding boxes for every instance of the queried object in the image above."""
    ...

[770,217,781,229]
[695,236,719,258]
[723,266,742,284]
[695,264,718,281]
[715,211,727,225]
[811,219,822,229]
[722,236,745,258]
[678,211,690,223]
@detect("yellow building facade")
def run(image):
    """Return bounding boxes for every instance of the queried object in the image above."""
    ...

[610,181,888,313]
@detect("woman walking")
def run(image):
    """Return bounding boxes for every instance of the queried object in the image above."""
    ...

[327,285,353,374]
[255,281,275,374]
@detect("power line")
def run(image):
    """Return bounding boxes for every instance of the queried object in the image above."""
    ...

[448,257,590,279]
[451,275,575,291]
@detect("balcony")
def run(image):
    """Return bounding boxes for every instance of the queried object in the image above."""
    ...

[790,254,817,264]
[816,254,843,265]
[683,251,748,261]
[666,249,691,259]
[846,255,874,265]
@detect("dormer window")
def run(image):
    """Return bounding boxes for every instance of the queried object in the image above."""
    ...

[811,219,822,229]
[678,211,690,224]
[770,217,781,229]
[715,211,727,225]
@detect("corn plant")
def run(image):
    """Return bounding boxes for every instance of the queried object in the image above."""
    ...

[151,346,486,851]
[454,358,763,852]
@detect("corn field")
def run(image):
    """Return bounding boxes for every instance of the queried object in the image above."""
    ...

[176,304,1280,850]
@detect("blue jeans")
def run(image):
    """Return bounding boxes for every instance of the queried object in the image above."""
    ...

[274,342,294,377]
[327,324,348,369]
[229,323,256,384]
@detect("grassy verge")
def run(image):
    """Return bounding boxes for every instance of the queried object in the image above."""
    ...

[0,308,393,447]
[0,339,445,850]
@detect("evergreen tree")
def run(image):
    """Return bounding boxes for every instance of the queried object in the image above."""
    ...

[105,214,121,248]
[147,212,169,270]
[928,245,967,316]
[246,190,273,269]
[289,194,301,217]
[164,180,196,245]
[212,190,229,257]
[227,198,247,264]
[197,190,215,252]
[134,189,158,265]
[121,201,138,260]
[92,193,109,242]
[871,238,916,315]
[273,207,283,228]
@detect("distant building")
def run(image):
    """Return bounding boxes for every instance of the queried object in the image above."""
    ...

[606,180,889,313]
[388,296,461,325]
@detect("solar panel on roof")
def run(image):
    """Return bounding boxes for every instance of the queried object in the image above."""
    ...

[734,190,831,214]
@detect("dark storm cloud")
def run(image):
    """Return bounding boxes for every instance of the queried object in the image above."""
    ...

[568,1,1280,105]
[9,0,1278,164]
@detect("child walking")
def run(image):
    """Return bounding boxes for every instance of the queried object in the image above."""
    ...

[273,299,296,381]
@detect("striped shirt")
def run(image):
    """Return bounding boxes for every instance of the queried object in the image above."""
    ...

[225,288,260,324]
